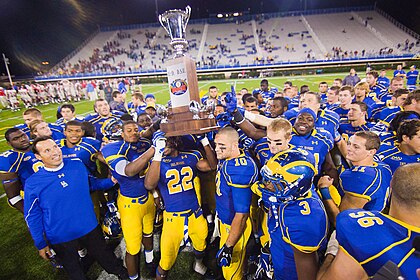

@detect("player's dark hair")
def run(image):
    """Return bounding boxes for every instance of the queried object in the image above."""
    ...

[245,96,258,104]
[242,93,252,104]
[23,108,41,117]
[122,120,137,131]
[5,128,22,142]
[81,122,96,138]
[334,78,343,84]
[367,71,379,79]
[112,91,121,99]
[65,120,83,130]
[389,111,420,132]
[300,85,310,94]
[32,136,54,155]
[61,104,75,113]
[120,114,133,122]
[132,92,144,101]
[391,163,420,208]
[284,81,293,87]
[390,76,403,84]
[351,101,368,112]
[397,119,420,143]
[260,79,268,85]
[403,90,420,106]
[393,88,409,98]
[339,85,355,96]
[209,86,217,90]
[354,131,380,150]
[319,81,328,86]
[329,86,340,95]
[167,136,184,151]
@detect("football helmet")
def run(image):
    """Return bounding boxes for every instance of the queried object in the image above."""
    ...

[101,118,123,141]
[260,148,316,202]
[101,200,122,239]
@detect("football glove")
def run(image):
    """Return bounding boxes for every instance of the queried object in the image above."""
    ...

[216,244,233,267]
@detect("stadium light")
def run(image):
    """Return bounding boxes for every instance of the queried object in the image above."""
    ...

[217,13,223,18]
[233,12,239,16]
[41,61,49,65]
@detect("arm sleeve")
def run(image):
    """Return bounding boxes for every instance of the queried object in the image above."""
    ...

[88,175,115,191]
[24,185,47,250]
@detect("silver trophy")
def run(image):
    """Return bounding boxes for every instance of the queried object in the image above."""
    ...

[159,5,191,57]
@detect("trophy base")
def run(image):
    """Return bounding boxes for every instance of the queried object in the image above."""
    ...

[160,118,217,137]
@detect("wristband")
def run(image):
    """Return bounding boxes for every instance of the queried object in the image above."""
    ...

[152,190,159,198]
[9,195,23,205]
[233,110,245,124]
[200,137,210,147]
[319,187,332,200]
[244,110,256,122]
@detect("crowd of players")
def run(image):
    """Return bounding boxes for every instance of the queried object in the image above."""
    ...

[1,66,420,280]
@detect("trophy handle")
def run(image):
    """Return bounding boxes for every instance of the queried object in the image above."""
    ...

[158,14,169,34]
[185,6,191,24]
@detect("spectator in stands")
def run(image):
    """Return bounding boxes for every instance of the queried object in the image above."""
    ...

[406,65,418,91]
[109,91,127,113]
[342,68,361,86]
[393,64,406,78]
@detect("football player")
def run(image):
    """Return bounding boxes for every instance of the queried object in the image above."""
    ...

[83,99,124,142]
[0,128,43,212]
[252,79,278,102]
[101,121,155,279]
[214,127,258,280]
[290,108,337,181]
[318,163,420,280]
[318,131,392,227]
[330,86,354,124]
[56,104,84,128]
[15,108,63,137]
[375,119,420,174]
[254,148,328,280]
[144,132,217,279]
[29,120,65,141]
[338,101,375,143]
[366,71,387,102]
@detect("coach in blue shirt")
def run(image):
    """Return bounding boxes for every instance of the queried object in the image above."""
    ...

[24,136,128,280]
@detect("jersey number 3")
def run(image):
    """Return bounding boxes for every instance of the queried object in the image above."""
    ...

[166,166,193,195]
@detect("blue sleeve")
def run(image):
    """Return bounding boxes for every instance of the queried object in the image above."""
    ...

[88,176,115,191]
[24,182,47,250]
[340,167,380,200]
[232,186,252,214]
[224,157,258,187]
[0,151,19,173]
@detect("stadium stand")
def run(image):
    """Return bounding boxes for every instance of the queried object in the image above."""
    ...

[41,6,419,79]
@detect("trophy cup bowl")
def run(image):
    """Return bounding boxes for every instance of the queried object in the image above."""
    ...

[159,6,191,57]
[158,6,216,136]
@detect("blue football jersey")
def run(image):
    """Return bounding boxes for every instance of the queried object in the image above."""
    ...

[58,137,101,174]
[375,144,420,174]
[368,84,387,102]
[0,150,43,186]
[337,209,420,279]
[378,131,397,145]
[252,137,272,166]
[338,162,392,211]
[290,128,333,173]
[83,111,124,142]
[377,76,390,88]
[329,105,349,123]
[252,87,278,102]
[215,153,258,225]
[158,151,202,212]
[338,122,375,142]
[270,196,328,280]
[102,139,151,198]
[374,106,402,125]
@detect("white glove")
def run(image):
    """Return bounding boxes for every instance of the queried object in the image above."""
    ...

[153,137,166,161]
[325,230,339,256]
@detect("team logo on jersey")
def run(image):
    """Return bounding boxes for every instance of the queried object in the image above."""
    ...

[24,156,31,161]
[58,173,65,178]
[170,79,188,96]
[60,181,68,188]
[391,156,402,161]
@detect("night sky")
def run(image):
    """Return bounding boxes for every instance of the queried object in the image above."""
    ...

[0,0,419,77]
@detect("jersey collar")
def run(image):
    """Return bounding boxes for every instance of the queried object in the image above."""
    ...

[44,162,64,172]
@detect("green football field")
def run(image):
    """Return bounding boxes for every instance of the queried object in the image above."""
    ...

[0,72,349,279]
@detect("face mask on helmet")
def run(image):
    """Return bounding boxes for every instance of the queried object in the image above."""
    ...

[259,149,316,202]
[101,118,123,141]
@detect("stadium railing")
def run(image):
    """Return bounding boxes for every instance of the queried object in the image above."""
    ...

[35,53,413,82]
